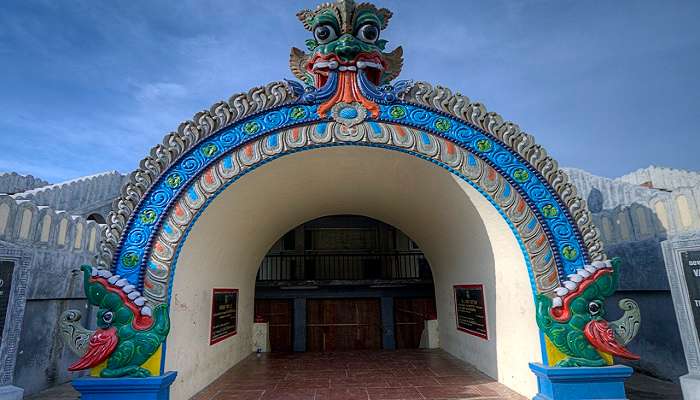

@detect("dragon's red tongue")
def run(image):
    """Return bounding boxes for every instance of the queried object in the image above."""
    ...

[68,327,118,371]
[584,320,639,360]
[318,70,379,118]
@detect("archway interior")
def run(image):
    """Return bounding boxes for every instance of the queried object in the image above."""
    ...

[165,146,541,400]
[254,215,437,353]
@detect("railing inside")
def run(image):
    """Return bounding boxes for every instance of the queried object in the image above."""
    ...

[257,252,431,281]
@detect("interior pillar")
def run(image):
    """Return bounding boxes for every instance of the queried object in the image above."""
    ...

[381,296,396,350]
[293,297,306,352]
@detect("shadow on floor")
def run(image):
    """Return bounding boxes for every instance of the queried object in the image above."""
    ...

[625,372,683,400]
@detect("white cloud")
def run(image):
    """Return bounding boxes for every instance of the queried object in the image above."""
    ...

[134,82,188,103]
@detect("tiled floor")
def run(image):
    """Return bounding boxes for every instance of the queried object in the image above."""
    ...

[191,349,525,400]
[23,351,684,399]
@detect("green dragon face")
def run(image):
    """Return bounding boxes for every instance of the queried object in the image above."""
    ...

[66,265,169,377]
[535,258,641,367]
[290,0,403,87]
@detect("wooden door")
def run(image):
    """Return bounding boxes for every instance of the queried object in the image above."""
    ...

[394,297,437,349]
[254,299,293,352]
[307,299,381,352]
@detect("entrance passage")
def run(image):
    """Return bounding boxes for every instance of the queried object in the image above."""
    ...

[254,215,438,353]
[307,299,381,352]
[191,349,525,400]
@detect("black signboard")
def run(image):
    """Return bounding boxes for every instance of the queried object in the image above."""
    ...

[454,284,488,339]
[681,250,700,338]
[0,261,15,341]
[210,288,238,345]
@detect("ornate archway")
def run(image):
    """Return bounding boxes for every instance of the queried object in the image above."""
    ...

[61,2,641,399]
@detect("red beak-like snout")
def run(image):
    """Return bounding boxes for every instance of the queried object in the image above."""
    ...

[68,327,118,371]
[584,320,640,360]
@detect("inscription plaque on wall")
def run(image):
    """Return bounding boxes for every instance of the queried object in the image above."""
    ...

[454,284,488,339]
[210,288,238,345]
[681,250,700,340]
[0,260,15,341]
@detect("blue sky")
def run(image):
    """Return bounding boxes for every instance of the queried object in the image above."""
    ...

[1,0,698,183]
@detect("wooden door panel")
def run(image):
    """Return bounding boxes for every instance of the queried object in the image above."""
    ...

[395,297,437,349]
[307,298,381,352]
[254,299,293,352]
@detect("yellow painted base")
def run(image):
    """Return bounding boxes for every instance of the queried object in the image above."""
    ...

[90,345,163,377]
[545,336,613,366]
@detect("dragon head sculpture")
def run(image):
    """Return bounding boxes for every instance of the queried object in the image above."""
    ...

[60,265,169,377]
[536,258,641,367]
[290,0,403,118]
[290,0,403,87]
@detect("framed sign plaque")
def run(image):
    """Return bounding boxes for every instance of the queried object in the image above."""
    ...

[210,288,238,345]
[662,235,700,397]
[680,250,700,343]
[0,261,15,341]
[453,284,488,339]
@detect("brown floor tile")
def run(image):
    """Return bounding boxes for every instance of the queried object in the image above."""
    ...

[260,388,316,400]
[277,378,331,389]
[416,385,482,399]
[386,376,441,387]
[212,389,265,400]
[316,388,370,400]
[190,350,528,400]
[331,377,391,388]
[367,387,424,399]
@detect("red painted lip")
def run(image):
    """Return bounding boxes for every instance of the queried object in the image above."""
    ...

[305,52,385,87]
[584,319,640,360]
[68,327,118,371]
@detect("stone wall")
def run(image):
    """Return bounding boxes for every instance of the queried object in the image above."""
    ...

[10,171,126,220]
[619,166,700,191]
[0,194,101,395]
[0,173,49,195]
[565,167,700,238]
[564,166,700,381]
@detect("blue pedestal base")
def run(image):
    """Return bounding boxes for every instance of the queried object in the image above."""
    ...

[529,363,633,400]
[72,371,177,400]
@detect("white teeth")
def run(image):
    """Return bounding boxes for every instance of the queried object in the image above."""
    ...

[584,265,597,274]
[128,291,141,300]
[122,285,135,294]
[357,60,383,70]
[552,297,563,308]
[555,287,569,296]
[568,274,583,283]
[312,61,328,70]
[97,269,112,279]
[140,306,152,317]
[115,279,128,287]
[604,260,613,268]
[108,275,120,284]
[338,65,357,71]
[576,269,591,278]
[90,268,98,277]
[592,261,607,269]
[134,297,146,307]
[312,60,339,70]
[563,281,577,290]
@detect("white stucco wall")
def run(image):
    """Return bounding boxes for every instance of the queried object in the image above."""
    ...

[165,146,541,399]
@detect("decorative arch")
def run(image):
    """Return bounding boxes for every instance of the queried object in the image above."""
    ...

[63,5,642,398]
[86,75,617,374]
[104,82,602,298]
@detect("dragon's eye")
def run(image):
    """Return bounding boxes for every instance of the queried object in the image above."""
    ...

[356,23,379,43]
[314,25,337,44]
[102,311,114,324]
[588,301,601,316]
